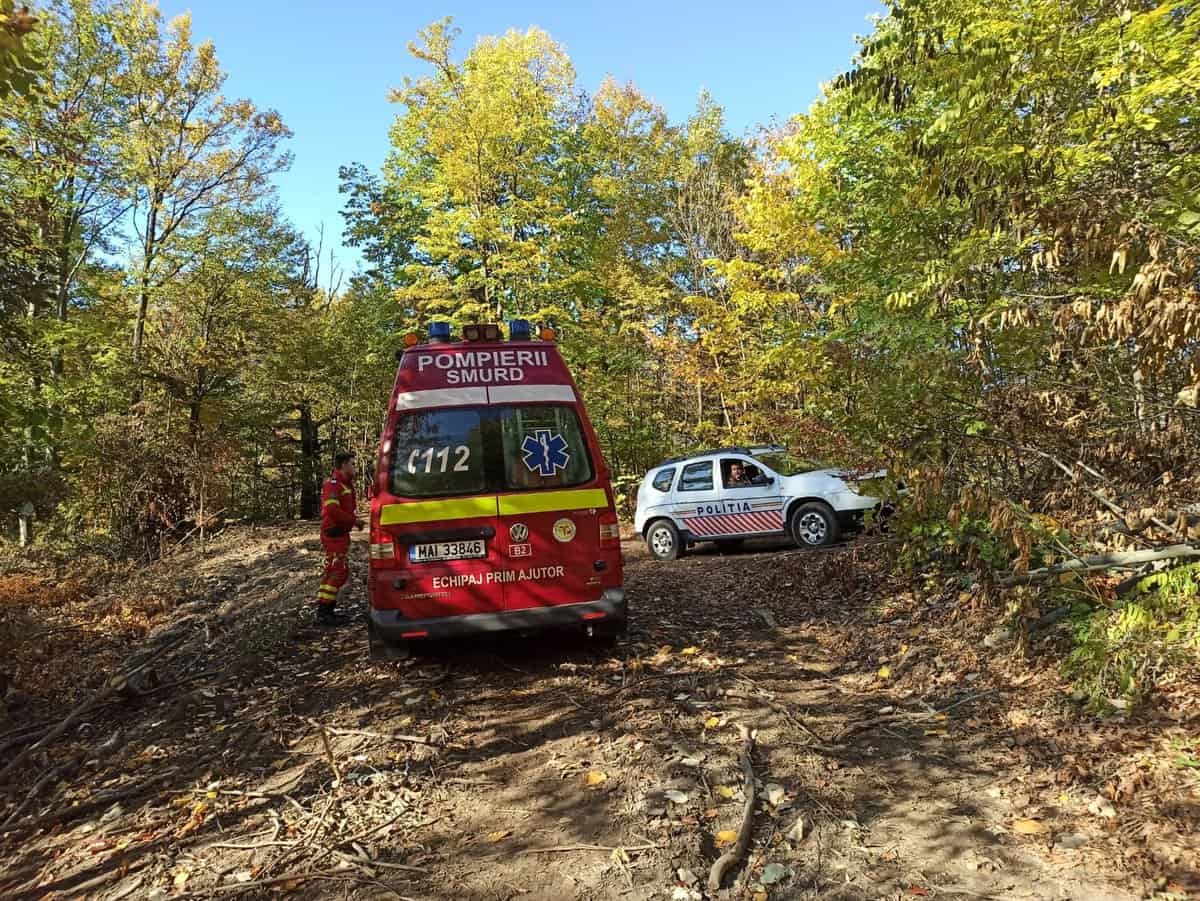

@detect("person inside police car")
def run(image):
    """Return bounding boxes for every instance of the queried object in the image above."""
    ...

[725,461,751,488]
[725,460,768,488]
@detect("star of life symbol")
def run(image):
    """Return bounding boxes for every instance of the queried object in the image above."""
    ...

[521,429,570,476]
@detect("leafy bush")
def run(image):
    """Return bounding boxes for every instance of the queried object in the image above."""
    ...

[1067,564,1200,707]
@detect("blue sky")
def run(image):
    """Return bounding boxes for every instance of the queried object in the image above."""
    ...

[159,0,884,269]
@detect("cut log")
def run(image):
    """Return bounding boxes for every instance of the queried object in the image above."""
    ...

[998,544,1200,587]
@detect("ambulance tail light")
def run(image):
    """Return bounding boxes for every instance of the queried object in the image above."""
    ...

[463,323,502,342]
[369,531,397,567]
[599,510,621,547]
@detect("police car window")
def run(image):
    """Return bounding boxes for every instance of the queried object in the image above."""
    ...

[723,459,766,487]
[391,408,486,497]
[679,461,714,492]
[500,405,594,490]
[652,468,675,492]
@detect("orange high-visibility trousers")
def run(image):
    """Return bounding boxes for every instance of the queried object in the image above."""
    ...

[316,551,349,608]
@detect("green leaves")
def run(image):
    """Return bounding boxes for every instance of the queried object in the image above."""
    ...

[0,0,41,98]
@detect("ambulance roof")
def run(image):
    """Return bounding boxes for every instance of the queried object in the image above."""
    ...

[393,340,576,411]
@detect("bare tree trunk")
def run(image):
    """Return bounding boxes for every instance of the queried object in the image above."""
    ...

[132,200,159,360]
[298,402,321,520]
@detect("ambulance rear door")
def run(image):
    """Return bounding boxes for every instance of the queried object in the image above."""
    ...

[493,402,608,611]
[377,400,506,620]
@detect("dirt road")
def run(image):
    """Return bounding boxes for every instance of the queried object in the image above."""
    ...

[0,524,1188,899]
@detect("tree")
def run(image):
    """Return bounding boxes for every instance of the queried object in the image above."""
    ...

[0,0,131,468]
[113,1,291,361]
[383,18,589,323]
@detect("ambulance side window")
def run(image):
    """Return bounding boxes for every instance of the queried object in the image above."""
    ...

[678,461,714,492]
[391,409,486,497]
[651,468,676,492]
[500,405,594,490]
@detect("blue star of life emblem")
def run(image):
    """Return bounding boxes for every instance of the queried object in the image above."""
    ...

[521,429,570,476]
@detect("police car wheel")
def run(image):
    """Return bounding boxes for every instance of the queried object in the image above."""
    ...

[646,520,681,561]
[789,502,839,548]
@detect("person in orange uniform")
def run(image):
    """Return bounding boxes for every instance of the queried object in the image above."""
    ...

[316,452,363,625]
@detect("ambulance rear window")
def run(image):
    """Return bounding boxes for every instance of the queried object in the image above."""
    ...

[500,406,593,490]
[389,405,594,497]
[390,409,486,498]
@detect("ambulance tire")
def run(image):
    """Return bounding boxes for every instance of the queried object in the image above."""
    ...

[645,519,681,561]
[789,501,840,549]
[588,616,627,648]
[368,622,410,661]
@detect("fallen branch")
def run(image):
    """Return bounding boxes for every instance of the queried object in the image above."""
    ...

[1,766,60,828]
[0,767,179,835]
[173,868,349,897]
[727,684,831,748]
[835,691,995,742]
[975,437,1184,542]
[708,725,758,892]
[0,629,190,788]
[331,849,425,872]
[998,545,1200,587]
[0,725,52,757]
[307,719,343,784]
[518,842,658,855]
[341,804,411,844]
[301,720,434,747]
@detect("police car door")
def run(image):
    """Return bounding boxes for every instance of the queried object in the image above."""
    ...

[715,456,785,535]
[672,459,726,539]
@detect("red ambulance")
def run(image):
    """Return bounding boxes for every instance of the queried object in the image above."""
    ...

[366,320,626,658]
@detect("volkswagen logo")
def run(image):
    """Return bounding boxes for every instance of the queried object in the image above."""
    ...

[509,522,529,543]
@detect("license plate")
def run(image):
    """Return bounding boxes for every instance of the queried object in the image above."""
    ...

[409,540,486,563]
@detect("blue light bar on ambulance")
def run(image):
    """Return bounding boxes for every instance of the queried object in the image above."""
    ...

[429,321,452,343]
[508,319,532,340]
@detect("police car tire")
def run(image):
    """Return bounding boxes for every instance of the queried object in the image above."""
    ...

[645,519,681,561]
[789,501,839,548]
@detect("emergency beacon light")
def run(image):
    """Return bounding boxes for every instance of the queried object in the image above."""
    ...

[429,322,452,343]
[462,324,502,342]
[508,319,532,341]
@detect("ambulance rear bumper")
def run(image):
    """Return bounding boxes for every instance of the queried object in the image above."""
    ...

[369,588,627,641]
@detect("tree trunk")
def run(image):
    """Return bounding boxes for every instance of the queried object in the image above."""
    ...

[298,402,321,520]
[132,199,160,359]
[132,268,151,355]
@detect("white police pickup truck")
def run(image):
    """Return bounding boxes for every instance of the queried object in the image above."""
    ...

[633,446,883,560]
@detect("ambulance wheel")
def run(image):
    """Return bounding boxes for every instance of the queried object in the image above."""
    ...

[588,619,626,648]
[368,622,410,661]
[789,501,839,549]
[645,520,681,561]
